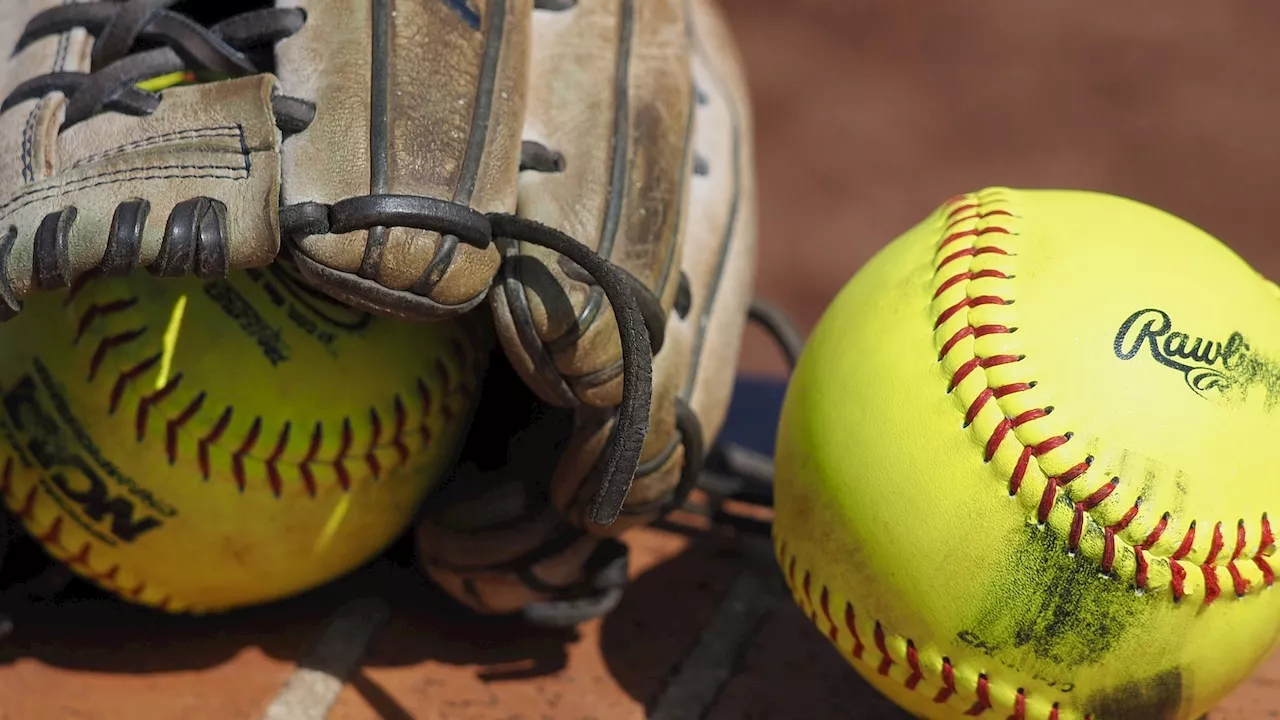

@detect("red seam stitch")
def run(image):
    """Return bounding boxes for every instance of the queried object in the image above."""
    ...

[1170,561,1187,602]
[934,658,957,703]
[938,226,1013,252]
[391,395,410,469]
[1080,478,1118,510]
[109,353,160,415]
[17,485,37,521]
[1205,522,1225,565]
[166,391,205,465]
[1202,564,1221,605]
[231,417,263,493]
[1102,530,1117,574]
[1233,520,1248,561]
[1037,481,1058,524]
[1229,562,1249,597]
[35,515,63,546]
[934,269,1010,299]
[199,407,233,480]
[874,622,892,676]
[135,374,182,442]
[964,674,992,715]
[1135,549,1150,589]
[76,299,137,344]
[1009,446,1033,495]
[936,245,1010,271]
[1257,514,1274,557]
[1011,689,1027,720]
[335,418,354,491]
[820,587,838,644]
[1110,501,1141,533]
[1171,521,1197,561]
[1068,504,1086,551]
[844,601,865,659]
[299,422,323,498]
[1139,513,1171,551]
[89,328,146,381]
[1256,556,1274,587]
[964,388,994,427]
[365,408,383,480]
[905,641,924,690]
[265,422,291,498]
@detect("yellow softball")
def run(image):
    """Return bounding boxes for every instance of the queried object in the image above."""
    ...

[772,187,1280,720]
[0,263,488,613]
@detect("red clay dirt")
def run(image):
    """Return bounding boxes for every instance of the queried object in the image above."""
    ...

[5,0,1280,718]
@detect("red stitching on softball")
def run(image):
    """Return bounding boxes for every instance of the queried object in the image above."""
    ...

[199,407,233,480]
[135,373,182,442]
[964,674,992,715]
[265,422,291,498]
[89,328,146,381]
[1233,520,1248,561]
[418,379,435,445]
[75,298,137,344]
[819,587,839,644]
[335,418,354,491]
[16,485,37,521]
[874,622,892,676]
[937,245,1010,271]
[166,391,205,464]
[905,641,924,690]
[934,269,1010,299]
[1170,561,1187,602]
[931,193,1279,605]
[300,422,323,497]
[35,515,64,546]
[231,417,262,493]
[934,658,957,703]
[844,601,865,659]
[1139,512,1171,551]
[938,226,1013,252]
[1011,689,1027,720]
[109,353,160,415]
[391,395,410,468]
[365,408,383,480]
[1202,563,1221,605]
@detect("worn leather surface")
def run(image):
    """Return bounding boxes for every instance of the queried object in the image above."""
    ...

[416,0,757,615]
[0,0,282,316]
[277,0,527,319]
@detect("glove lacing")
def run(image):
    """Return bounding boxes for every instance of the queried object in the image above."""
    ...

[3,0,657,528]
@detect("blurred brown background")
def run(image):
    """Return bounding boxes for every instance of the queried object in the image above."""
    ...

[737,0,1280,379]
[5,1,1280,718]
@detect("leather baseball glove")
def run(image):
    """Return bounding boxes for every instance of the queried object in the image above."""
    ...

[0,0,758,623]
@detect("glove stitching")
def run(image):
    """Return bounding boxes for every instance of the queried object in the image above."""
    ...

[70,125,244,169]
[0,163,250,223]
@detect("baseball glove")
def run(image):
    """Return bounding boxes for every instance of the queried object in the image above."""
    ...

[412,0,760,624]
[0,0,758,623]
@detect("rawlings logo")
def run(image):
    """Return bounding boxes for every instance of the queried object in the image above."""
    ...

[1113,308,1248,397]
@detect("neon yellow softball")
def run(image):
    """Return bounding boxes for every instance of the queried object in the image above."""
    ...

[0,263,488,613]
[773,187,1280,719]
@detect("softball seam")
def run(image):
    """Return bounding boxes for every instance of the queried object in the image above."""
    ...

[0,280,478,611]
[933,188,1276,606]
[776,538,1078,720]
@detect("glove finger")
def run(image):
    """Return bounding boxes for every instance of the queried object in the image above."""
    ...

[489,0,694,409]
[551,0,758,535]
[0,5,292,319]
[276,0,531,321]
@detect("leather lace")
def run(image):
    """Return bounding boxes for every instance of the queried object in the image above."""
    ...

[3,0,659,527]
